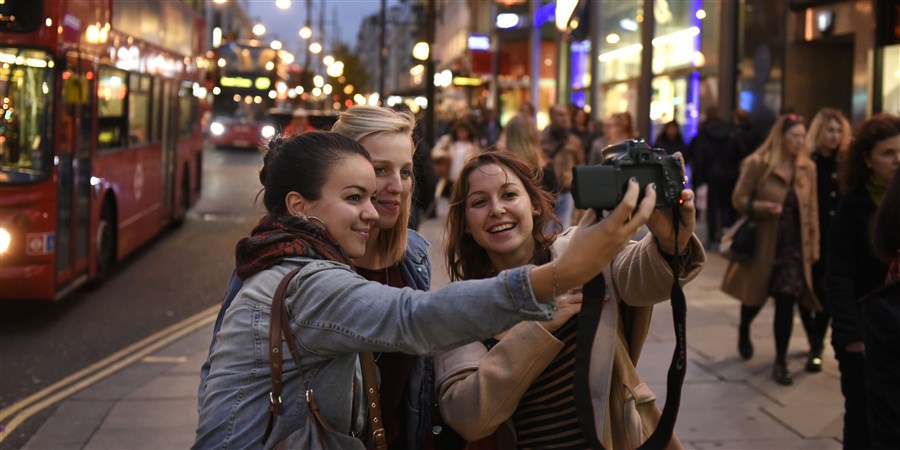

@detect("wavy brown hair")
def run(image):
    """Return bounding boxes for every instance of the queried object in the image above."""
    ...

[839,113,900,194]
[444,151,560,281]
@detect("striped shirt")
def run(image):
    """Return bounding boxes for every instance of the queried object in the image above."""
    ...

[512,317,589,449]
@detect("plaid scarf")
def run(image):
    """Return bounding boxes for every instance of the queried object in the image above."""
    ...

[234,214,351,280]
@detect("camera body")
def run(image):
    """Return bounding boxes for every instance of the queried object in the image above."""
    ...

[572,139,685,211]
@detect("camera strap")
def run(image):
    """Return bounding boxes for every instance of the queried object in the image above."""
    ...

[574,207,687,449]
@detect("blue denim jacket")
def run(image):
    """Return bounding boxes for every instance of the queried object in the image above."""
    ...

[194,232,552,449]
[199,230,433,447]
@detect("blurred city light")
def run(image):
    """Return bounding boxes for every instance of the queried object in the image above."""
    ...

[270,40,282,50]
[323,55,335,66]
[299,26,312,39]
[412,42,429,61]
[275,0,291,10]
[309,42,322,54]
[252,23,266,36]
[496,13,519,29]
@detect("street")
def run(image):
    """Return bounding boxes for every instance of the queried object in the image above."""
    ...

[0,146,263,448]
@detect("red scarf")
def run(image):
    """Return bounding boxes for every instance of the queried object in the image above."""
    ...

[234,214,351,280]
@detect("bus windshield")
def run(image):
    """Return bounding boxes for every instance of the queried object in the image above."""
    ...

[219,44,277,74]
[0,48,54,184]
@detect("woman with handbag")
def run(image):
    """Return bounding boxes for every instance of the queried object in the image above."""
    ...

[199,106,438,449]
[721,114,821,385]
[194,132,661,449]
[804,108,852,373]
[434,151,705,449]
[826,113,900,449]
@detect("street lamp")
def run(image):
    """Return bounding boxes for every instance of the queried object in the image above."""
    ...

[299,26,312,39]
[252,23,266,36]
[326,61,344,78]
[270,39,282,50]
[275,0,291,10]
[323,55,335,66]
[412,42,429,61]
[309,42,322,54]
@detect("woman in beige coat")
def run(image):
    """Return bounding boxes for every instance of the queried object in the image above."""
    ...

[436,151,705,449]
[722,114,820,385]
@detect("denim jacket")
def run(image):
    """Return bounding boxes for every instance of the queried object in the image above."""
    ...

[198,230,434,448]
[193,238,553,449]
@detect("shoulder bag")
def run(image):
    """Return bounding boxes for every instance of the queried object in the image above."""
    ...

[262,267,387,450]
[719,194,757,261]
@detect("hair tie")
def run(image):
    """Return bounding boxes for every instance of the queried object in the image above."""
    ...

[267,136,284,153]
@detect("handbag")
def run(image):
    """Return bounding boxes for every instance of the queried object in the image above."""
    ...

[719,195,757,261]
[262,267,387,450]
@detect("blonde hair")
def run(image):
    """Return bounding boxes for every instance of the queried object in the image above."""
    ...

[332,105,416,265]
[500,114,546,169]
[806,107,851,156]
[755,114,808,181]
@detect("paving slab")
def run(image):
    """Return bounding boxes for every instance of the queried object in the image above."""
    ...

[23,400,113,450]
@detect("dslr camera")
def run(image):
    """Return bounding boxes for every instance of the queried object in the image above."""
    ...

[572,139,685,211]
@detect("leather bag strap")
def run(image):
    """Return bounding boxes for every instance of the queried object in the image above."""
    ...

[262,266,336,446]
[359,352,388,450]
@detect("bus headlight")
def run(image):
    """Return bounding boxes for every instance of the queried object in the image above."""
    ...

[0,227,10,254]
[261,125,275,138]
[210,122,225,136]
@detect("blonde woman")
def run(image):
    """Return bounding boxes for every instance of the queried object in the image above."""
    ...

[498,113,559,195]
[803,107,851,372]
[722,114,820,385]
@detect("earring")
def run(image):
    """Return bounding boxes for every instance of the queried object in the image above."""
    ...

[533,210,540,217]
[307,215,327,229]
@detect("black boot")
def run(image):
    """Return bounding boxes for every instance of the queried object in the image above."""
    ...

[772,362,793,385]
[805,347,824,373]
[738,327,753,360]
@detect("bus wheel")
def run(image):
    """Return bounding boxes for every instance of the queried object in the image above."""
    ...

[90,204,117,288]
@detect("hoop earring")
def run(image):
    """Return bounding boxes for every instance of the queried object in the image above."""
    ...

[307,215,328,229]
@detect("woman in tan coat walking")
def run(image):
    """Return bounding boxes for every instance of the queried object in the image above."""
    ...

[722,114,820,385]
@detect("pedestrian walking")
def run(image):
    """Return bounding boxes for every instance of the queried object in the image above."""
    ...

[722,114,821,386]
[654,120,687,156]
[193,131,663,449]
[432,119,480,199]
[826,113,900,449]
[804,107,852,372]
[435,151,704,449]
[540,104,583,228]
[496,113,559,198]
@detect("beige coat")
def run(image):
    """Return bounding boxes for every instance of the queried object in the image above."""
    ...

[721,152,821,310]
[434,231,706,449]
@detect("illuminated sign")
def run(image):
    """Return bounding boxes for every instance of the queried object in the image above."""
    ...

[220,76,253,88]
[468,35,490,51]
[452,76,483,86]
[254,77,271,90]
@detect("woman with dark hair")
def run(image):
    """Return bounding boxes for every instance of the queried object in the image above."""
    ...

[826,113,900,449]
[654,120,687,156]
[803,107,852,373]
[722,114,821,385]
[435,151,704,448]
[194,132,665,449]
[861,170,900,449]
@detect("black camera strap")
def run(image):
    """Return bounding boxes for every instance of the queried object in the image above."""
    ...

[574,207,687,449]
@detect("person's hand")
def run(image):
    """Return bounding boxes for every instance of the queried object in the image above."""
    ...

[541,290,582,333]
[846,341,865,353]
[763,201,783,216]
[554,179,656,289]
[647,188,695,255]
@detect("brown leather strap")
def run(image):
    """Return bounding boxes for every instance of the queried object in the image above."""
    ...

[359,352,387,450]
[262,267,336,445]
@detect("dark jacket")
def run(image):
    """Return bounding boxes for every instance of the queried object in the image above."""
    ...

[811,151,841,298]
[825,188,889,348]
[686,118,741,189]
[860,281,900,449]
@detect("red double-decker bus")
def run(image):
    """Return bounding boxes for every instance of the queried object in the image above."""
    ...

[0,0,207,300]
[208,41,287,148]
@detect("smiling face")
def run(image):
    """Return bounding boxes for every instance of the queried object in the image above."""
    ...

[463,163,536,271]
[301,154,379,258]
[359,132,414,231]
[867,134,900,186]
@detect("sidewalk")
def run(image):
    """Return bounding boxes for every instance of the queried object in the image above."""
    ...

[23,215,843,449]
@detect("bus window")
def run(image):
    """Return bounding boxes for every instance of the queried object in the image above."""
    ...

[0,48,54,184]
[98,67,127,149]
[178,83,197,136]
[128,74,151,145]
